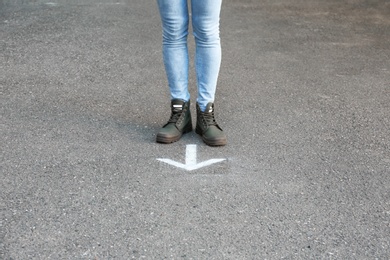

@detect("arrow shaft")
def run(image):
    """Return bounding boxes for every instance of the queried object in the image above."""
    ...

[185,144,197,166]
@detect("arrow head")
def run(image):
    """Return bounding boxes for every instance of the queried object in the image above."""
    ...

[157,144,226,171]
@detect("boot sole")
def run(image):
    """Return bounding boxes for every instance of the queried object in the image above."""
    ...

[195,128,227,146]
[156,123,192,144]
[201,137,227,146]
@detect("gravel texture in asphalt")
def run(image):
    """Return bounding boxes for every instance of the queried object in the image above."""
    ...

[1,0,389,259]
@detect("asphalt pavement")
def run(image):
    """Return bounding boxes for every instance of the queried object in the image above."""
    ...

[1,0,389,259]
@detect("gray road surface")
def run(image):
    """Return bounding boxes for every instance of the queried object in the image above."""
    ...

[1,0,389,259]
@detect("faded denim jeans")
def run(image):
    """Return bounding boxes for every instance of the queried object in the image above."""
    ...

[157,0,222,111]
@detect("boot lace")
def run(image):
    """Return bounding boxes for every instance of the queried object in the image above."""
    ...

[202,110,217,126]
[168,108,184,124]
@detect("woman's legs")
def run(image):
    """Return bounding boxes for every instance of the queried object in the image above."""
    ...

[191,0,226,146]
[191,0,222,112]
[156,0,226,145]
[156,0,190,102]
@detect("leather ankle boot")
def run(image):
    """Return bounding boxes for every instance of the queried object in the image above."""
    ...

[156,99,192,144]
[196,102,227,146]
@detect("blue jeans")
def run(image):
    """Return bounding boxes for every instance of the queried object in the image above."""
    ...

[157,0,222,112]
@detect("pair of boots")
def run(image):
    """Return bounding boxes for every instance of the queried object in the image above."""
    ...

[156,99,227,146]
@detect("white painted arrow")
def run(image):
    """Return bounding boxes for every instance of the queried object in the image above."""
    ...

[157,144,226,171]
